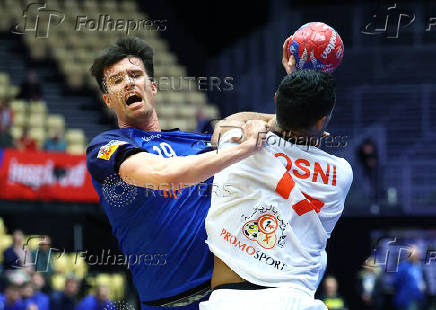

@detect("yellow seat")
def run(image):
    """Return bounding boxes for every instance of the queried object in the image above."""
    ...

[51,274,66,291]
[47,114,65,131]
[29,128,46,148]
[12,112,26,127]
[169,119,194,131]
[177,105,197,118]
[65,129,85,145]
[167,92,185,106]
[8,85,19,98]
[186,92,206,105]
[0,72,10,87]
[158,118,170,129]
[0,235,13,262]
[95,273,111,287]
[10,126,23,140]
[66,143,86,155]
[156,105,177,118]
[0,218,5,235]
[120,1,137,12]
[53,253,69,273]
[27,113,46,129]
[24,235,42,250]
[111,273,125,299]
[29,101,47,114]
[10,100,27,114]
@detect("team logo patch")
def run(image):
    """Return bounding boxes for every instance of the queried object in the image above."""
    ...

[241,202,288,249]
[243,214,279,249]
[97,140,127,160]
[191,140,213,151]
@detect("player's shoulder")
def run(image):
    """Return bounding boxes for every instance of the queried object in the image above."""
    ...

[324,152,352,173]
[328,154,353,193]
[162,128,212,141]
[88,128,134,148]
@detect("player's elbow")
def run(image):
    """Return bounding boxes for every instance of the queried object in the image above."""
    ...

[150,168,181,187]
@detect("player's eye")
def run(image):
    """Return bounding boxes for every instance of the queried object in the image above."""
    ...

[130,72,142,78]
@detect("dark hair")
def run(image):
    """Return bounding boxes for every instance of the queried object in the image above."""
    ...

[275,70,336,131]
[90,37,154,93]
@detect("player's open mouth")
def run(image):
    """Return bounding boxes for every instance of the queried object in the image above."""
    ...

[125,91,143,106]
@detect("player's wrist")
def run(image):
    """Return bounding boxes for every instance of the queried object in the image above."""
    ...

[239,136,263,155]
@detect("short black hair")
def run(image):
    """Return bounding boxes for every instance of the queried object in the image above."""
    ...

[90,37,154,93]
[275,70,336,131]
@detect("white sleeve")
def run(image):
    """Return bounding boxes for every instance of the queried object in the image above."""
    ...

[217,128,243,150]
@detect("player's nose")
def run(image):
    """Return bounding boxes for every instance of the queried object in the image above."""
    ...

[124,78,135,91]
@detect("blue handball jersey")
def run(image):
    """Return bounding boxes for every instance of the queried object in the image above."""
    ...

[86,128,214,303]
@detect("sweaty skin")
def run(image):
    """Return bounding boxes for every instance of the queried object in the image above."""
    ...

[211,256,246,289]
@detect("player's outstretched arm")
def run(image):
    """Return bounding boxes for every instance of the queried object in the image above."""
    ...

[119,120,268,188]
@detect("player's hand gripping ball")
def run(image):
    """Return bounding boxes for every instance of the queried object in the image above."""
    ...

[287,22,344,73]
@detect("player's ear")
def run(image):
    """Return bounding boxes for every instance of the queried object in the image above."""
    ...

[315,115,328,130]
[151,81,158,96]
[102,93,112,109]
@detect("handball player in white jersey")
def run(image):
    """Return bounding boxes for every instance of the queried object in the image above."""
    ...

[200,69,353,310]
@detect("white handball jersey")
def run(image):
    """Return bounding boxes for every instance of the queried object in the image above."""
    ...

[205,130,353,297]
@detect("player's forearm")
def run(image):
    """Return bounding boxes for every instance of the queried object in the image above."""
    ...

[120,138,259,188]
[169,139,258,185]
[225,112,274,122]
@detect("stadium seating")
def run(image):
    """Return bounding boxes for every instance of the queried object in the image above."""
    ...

[0,70,87,152]
[0,217,125,301]
[0,0,218,133]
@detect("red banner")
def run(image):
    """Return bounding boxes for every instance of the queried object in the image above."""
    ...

[0,148,99,202]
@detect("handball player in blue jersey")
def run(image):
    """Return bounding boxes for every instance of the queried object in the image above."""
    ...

[86,37,272,310]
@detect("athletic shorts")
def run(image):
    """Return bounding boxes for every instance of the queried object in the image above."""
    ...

[199,283,327,310]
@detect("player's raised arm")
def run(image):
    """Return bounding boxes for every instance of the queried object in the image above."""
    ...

[119,120,268,188]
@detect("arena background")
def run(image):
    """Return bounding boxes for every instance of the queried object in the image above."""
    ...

[0,0,435,309]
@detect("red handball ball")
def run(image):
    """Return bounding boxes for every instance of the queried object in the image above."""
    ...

[287,22,344,73]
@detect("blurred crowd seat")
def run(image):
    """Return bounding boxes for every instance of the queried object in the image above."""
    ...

[2,70,86,153]
[0,217,126,300]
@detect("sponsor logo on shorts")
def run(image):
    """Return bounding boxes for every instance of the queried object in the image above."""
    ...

[97,140,127,160]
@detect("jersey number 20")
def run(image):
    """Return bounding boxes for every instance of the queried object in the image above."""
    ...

[152,142,177,157]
